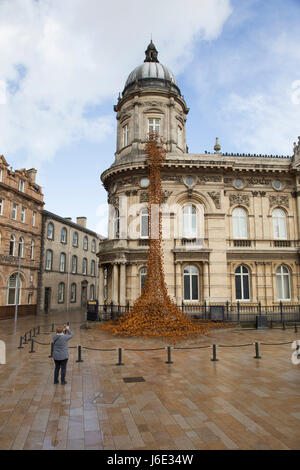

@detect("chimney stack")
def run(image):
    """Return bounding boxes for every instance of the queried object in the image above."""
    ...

[27,168,37,183]
[65,217,72,222]
[76,217,87,228]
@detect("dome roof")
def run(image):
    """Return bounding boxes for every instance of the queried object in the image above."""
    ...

[122,41,180,96]
[125,62,177,88]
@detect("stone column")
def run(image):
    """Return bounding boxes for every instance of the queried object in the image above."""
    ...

[98,265,104,305]
[131,263,138,303]
[119,262,126,306]
[175,262,182,305]
[203,262,210,302]
[112,263,119,304]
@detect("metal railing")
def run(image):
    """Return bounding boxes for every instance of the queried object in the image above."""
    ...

[96,301,300,323]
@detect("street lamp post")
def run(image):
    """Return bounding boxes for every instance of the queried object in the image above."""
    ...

[14,243,30,328]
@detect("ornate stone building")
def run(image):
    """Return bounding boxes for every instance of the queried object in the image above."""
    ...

[98,41,300,309]
[38,212,101,314]
[0,156,44,319]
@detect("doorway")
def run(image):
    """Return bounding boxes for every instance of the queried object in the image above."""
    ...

[44,287,51,314]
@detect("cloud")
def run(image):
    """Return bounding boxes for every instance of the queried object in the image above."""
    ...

[0,0,232,165]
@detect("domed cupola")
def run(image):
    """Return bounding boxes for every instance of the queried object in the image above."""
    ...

[123,41,181,97]
[113,41,189,163]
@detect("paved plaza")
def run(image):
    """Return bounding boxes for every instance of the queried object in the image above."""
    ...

[0,310,299,450]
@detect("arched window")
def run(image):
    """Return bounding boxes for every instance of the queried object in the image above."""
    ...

[140,267,147,292]
[91,239,96,253]
[9,235,16,256]
[140,209,149,238]
[235,265,250,301]
[183,265,199,301]
[18,237,24,258]
[30,240,34,260]
[272,208,287,239]
[91,260,95,276]
[183,205,197,238]
[83,236,88,250]
[82,258,87,275]
[61,227,67,243]
[73,232,78,247]
[47,222,54,240]
[90,284,95,300]
[232,207,248,239]
[0,198,3,215]
[59,253,66,272]
[276,265,291,300]
[113,208,120,239]
[45,250,53,270]
[72,255,77,274]
[7,273,21,305]
[58,283,65,303]
[70,283,76,302]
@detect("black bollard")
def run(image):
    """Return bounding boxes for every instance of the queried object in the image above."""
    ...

[67,321,70,326]
[211,344,219,362]
[18,336,24,349]
[254,342,261,359]
[29,339,35,354]
[23,332,28,344]
[165,346,173,364]
[49,342,54,358]
[282,321,286,331]
[116,348,124,366]
[32,327,36,338]
[51,323,54,332]
[295,323,298,333]
[37,325,40,335]
[28,330,32,340]
[76,345,83,363]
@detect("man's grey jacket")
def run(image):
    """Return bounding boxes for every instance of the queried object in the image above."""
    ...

[52,329,73,360]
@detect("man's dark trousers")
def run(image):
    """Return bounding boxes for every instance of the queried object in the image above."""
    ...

[54,359,68,383]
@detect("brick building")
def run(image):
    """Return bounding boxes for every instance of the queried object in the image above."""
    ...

[0,155,44,319]
[38,211,101,314]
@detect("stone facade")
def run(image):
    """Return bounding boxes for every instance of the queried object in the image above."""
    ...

[0,156,44,317]
[97,43,300,309]
[38,211,101,314]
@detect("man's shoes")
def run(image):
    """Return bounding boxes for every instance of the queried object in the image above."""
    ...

[54,381,59,384]
[61,381,67,385]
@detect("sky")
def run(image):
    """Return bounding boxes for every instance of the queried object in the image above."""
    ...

[0,0,300,235]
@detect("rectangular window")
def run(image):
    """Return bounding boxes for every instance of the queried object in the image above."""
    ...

[18,180,25,192]
[32,211,36,227]
[0,198,3,215]
[21,207,26,223]
[184,276,190,301]
[148,118,160,135]
[12,204,17,220]
[235,277,242,300]
[123,124,128,147]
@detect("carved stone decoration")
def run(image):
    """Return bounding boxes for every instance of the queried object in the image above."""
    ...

[293,136,300,157]
[208,191,221,209]
[229,193,250,207]
[269,194,289,209]
[246,178,271,186]
[140,191,149,203]
[162,190,173,203]
[122,177,139,186]
[161,175,183,183]
[198,175,222,184]
[108,195,119,207]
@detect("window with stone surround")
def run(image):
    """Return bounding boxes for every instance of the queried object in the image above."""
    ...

[58,283,65,303]
[232,207,248,239]
[272,208,287,240]
[183,265,199,301]
[59,253,66,272]
[235,265,250,301]
[122,124,129,147]
[47,222,54,240]
[70,283,76,302]
[0,198,3,216]
[183,204,197,239]
[45,250,53,270]
[276,265,291,301]
[148,118,160,135]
